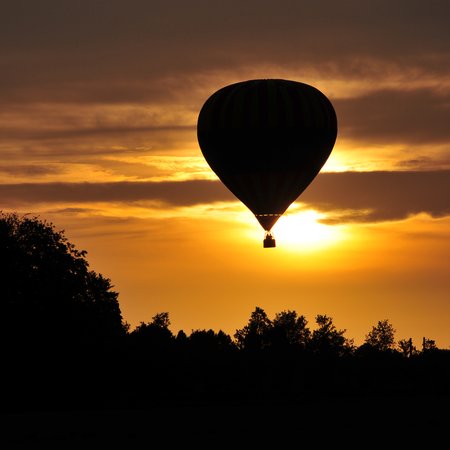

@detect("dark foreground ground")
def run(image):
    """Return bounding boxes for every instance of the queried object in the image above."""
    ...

[2,393,449,448]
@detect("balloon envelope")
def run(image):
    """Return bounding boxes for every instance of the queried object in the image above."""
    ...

[197,79,337,235]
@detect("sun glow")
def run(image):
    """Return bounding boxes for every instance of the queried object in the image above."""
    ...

[271,208,345,250]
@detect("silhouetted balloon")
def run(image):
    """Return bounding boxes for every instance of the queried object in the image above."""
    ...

[197,79,337,247]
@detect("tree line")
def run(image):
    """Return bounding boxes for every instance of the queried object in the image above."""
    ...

[2,212,450,411]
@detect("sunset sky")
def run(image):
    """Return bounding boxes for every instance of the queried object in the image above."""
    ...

[2,0,449,346]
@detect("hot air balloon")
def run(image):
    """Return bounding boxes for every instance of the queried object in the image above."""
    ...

[197,79,337,248]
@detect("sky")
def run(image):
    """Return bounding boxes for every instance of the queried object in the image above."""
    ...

[2,0,449,347]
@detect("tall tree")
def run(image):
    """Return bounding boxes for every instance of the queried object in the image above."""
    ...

[1,212,127,347]
[309,315,353,356]
[129,312,174,352]
[188,329,235,356]
[234,307,272,351]
[270,310,310,350]
[421,337,437,353]
[398,338,417,358]
[364,319,396,352]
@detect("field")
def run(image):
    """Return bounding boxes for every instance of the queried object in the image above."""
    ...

[2,393,449,447]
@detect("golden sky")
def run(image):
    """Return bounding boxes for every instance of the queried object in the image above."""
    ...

[1,0,450,346]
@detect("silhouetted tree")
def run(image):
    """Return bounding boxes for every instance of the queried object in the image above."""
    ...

[398,338,417,358]
[309,315,353,356]
[176,329,188,344]
[269,310,310,350]
[422,337,437,353]
[234,307,272,351]
[1,212,129,410]
[124,312,178,402]
[129,312,174,352]
[151,312,171,328]
[364,319,396,352]
[189,329,235,352]
[1,212,127,348]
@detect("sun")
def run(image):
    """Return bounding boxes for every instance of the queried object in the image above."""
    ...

[271,207,343,250]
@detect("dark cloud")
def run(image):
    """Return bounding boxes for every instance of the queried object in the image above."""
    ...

[46,207,97,214]
[1,124,194,142]
[1,1,449,160]
[1,171,449,224]
[1,0,449,104]
[302,170,450,223]
[2,87,449,150]
[0,179,233,207]
[395,156,450,171]
[335,89,450,144]
[0,165,62,176]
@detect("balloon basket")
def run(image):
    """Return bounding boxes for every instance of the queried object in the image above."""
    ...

[263,232,276,248]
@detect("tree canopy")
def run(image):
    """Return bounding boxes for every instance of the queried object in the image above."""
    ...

[1,212,127,347]
[364,319,396,352]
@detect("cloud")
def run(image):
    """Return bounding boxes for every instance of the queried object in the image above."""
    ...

[2,86,448,165]
[1,124,194,142]
[1,1,449,172]
[0,164,62,177]
[0,179,233,207]
[1,0,449,104]
[395,156,450,171]
[335,88,450,145]
[302,170,450,223]
[1,171,449,224]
